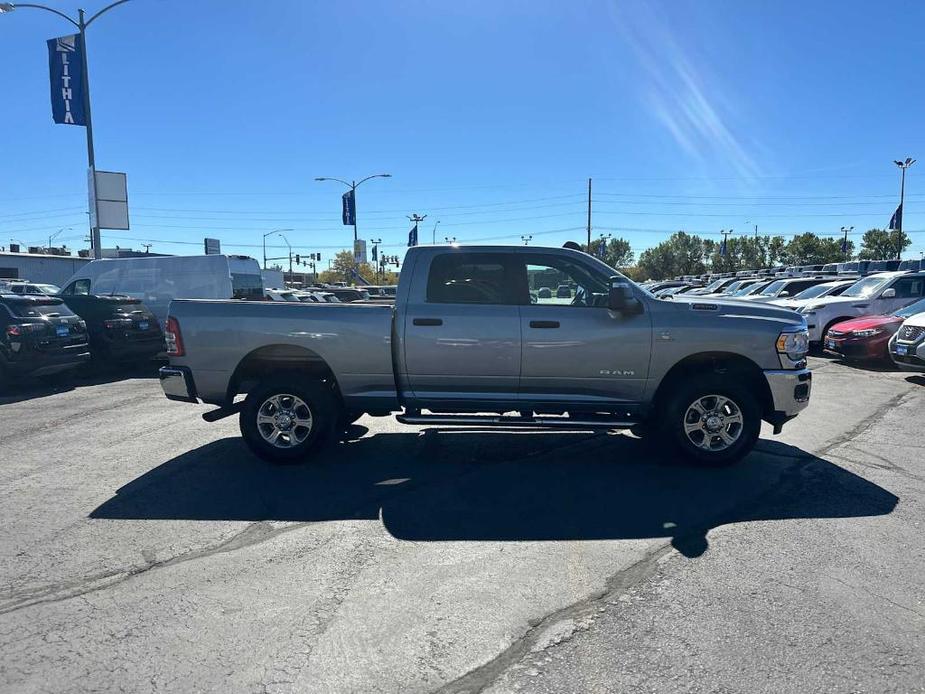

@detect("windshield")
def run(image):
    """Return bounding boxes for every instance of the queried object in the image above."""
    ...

[792,283,837,300]
[895,298,925,319]
[841,276,890,298]
[760,280,787,296]
[733,281,768,296]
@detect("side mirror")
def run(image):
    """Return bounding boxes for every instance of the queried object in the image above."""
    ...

[881,288,896,299]
[779,290,790,297]
[608,278,641,313]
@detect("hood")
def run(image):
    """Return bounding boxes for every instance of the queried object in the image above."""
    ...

[900,312,925,328]
[671,295,805,327]
[829,314,901,332]
[798,294,864,309]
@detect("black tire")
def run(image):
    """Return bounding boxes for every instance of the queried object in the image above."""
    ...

[239,378,338,464]
[659,374,761,466]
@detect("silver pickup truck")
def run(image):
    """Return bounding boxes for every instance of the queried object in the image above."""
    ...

[160,245,812,465]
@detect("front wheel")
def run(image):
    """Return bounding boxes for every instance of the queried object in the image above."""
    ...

[660,375,761,466]
[239,378,337,463]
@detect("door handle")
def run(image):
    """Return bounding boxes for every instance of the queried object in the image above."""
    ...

[413,318,443,326]
[529,320,560,329]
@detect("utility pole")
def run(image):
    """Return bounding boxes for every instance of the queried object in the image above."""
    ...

[586,178,592,252]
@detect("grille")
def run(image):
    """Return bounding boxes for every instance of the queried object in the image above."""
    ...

[898,325,925,343]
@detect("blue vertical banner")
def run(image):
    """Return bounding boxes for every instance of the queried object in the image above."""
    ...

[47,34,86,126]
[889,203,903,231]
[720,238,727,256]
[408,224,418,247]
[342,189,356,225]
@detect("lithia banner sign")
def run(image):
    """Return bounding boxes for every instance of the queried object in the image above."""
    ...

[47,34,87,125]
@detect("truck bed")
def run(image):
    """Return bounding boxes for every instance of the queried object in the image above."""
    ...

[168,299,398,408]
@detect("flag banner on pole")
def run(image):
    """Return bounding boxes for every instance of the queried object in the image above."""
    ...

[372,244,378,262]
[598,241,606,258]
[408,224,418,247]
[889,203,903,231]
[841,236,848,254]
[342,190,356,226]
[720,238,727,256]
[47,34,86,125]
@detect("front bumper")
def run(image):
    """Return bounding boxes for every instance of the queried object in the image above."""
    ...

[889,339,925,372]
[159,365,198,403]
[764,368,812,421]
[823,334,890,360]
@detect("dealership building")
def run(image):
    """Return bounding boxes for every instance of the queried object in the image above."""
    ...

[0,247,169,287]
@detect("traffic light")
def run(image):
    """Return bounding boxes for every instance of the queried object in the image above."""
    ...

[295,254,300,264]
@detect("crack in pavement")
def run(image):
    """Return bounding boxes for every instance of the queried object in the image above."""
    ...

[433,382,923,694]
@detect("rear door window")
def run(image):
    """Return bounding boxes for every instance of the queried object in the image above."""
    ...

[891,276,925,299]
[426,253,517,305]
[6,300,76,318]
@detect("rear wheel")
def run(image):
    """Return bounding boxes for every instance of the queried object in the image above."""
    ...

[239,378,337,463]
[660,375,761,466]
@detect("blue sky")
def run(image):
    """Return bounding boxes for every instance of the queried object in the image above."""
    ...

[2,0,924,263]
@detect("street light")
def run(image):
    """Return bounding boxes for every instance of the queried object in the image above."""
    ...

[314,173,392,248]
[893,157,916,238]
[521,235,533,246]
[444,236,457,246]
[2,1,135,259]
[262,228,293,270]
[432,220,441,245]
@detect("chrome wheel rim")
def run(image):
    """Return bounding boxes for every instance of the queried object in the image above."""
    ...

[683,394,744,452]
[256,394,313,448]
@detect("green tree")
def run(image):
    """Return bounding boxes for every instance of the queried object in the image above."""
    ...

[324,250,380,284]
[783,233,851,265]
[590,237,634,268]
[767,236,787,266]
[638,231,707,280]
[858,228,911,260]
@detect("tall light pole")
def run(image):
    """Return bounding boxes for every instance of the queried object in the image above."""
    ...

[432,220,441,245]
[2,1,134,259]
[521,234,533,246]
[315,173,391,268]
[262,228,293,270]
[840,226,854,260]
[893,157,916,239]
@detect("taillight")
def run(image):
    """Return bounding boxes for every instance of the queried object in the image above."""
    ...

[6,323,46,336]
[164,316,184,356]
[6,325,21,337]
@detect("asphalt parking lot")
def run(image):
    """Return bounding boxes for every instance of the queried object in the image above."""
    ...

[1,358,923,693]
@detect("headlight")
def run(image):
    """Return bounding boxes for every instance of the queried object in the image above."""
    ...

[800,303,826,314]
[851,328,882,337]
[777,329,810,363]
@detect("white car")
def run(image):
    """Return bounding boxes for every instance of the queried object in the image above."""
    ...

[738,276,834,303]
[769,279,858,310]
[798,271,925,343]
[888,309,925,371]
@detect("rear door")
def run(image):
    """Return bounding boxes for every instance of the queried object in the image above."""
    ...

[402,252,522,406]
[514,254,651,407]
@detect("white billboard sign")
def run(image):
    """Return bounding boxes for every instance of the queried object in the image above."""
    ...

[88,168,129,230]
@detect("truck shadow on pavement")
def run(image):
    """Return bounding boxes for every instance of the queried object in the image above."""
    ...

[90,430,898,558]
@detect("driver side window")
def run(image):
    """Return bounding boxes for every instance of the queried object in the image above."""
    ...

[522,257,609,308]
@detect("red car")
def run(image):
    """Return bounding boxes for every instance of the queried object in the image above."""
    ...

[825,297,925,361]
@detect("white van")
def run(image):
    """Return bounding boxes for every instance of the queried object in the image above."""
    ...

[60,255,263,327]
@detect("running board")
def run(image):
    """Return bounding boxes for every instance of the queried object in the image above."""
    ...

[395,413,636,430]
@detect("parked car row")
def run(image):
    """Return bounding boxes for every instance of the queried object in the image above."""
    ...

[643,263,925,370]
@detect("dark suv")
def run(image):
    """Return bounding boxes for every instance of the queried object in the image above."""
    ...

[58,294,164,362]
[0,294,90,383]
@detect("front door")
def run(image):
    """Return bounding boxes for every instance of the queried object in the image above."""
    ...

[514,254,652,409]
[402,252,522,407]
